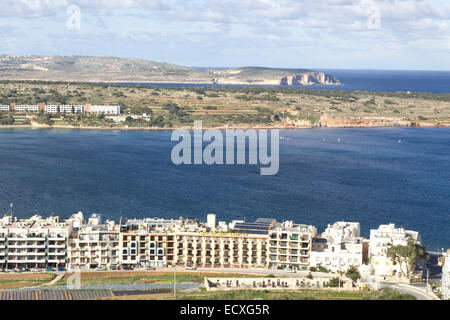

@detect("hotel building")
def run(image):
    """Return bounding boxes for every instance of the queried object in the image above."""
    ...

[6,103,120,115]
[0,105,10,112]
[13,105,40,112]
[45,104,85,114]
[85,104,121,115]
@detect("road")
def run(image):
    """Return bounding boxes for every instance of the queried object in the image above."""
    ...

[380,281,439,300]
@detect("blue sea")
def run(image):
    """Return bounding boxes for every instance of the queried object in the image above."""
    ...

[121,69,450,94]
[0,127,448,250]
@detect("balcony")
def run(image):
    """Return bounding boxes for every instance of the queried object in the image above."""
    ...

[47,259,66,263]
[48,245,66,250]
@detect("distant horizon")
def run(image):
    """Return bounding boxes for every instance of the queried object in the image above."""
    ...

[3,53,450,73]
[3,1,450,71]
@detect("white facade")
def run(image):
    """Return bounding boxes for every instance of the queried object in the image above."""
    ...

[89,105,121,115]
[310,222,366,273]
[442,250,450,299]
[369,224,421,277]
[0,215,73,269]
[0,105,10,112]
[45,104,84,114]
[14,105,39,112]
[207,214,217,230]
[68,214,119,269]
[268,222,316,271]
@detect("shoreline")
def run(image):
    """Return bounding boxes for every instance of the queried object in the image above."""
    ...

[1,122,449,131]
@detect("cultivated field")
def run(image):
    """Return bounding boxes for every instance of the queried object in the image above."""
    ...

[1,81,449,128]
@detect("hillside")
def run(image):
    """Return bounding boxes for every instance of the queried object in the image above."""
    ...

[0,81,448,129]
[0,55,339,85]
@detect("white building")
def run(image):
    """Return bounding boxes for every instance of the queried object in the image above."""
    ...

[45,105,84,114]
[14,105,39,112]
[87,105,121,115]
[268,221,316,271]
[0,105,10,112]
[310,222,367,273]
[442,250,450,299]
[369,223,421,277]
[0,215,73,270]
[67,214,119,269]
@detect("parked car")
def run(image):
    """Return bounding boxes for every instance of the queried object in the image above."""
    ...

[31,268,41,272]
[122,265,134,270]
[109,265,118,271]
[185,266,197,270]
[57,267,66,272]
[95,266,106,271]
[45,267,55,272]
[146,266,156,271]
[286,269,297,273]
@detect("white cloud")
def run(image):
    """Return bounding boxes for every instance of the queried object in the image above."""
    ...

[2,0,450,69]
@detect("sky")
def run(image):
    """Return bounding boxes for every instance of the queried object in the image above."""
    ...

[1,0,450,70]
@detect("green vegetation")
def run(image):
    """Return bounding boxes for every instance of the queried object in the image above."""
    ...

[0,112,14,124]
[345,266,361,283]
[327,277,343,288]
[386,237,429,278]
[0,80,449,128]
[55,272,263,287]
[169,288,415,300]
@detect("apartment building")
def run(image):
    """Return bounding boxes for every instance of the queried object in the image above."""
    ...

[310,222,368,273]
[442,250,450,299]
[85,104,121,115]
[67,214,119,269]
[0,215,72,270]
[369,224,421,276]
[7,103,120,114]
[268,221,317,271]
[0,212,427,276]
[13,105,40,112]
[173,232,269,269]
[45,104,84,114]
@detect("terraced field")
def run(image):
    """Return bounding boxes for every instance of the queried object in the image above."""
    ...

[1,81,449,129]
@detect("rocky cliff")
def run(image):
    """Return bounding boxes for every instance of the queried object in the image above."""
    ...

[280,72,339,85]
[0,56,340,85]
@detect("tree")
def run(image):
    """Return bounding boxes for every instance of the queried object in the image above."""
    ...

[386,237,429,278]
[327,277,342,288]
[345,266,361,282]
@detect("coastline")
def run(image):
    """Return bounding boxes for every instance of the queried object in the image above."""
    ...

[1,122,449,131]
